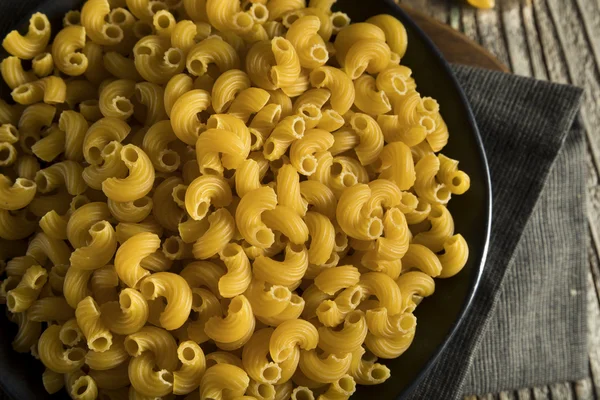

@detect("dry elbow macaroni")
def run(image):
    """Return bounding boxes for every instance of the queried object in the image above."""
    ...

[0,1,471,398]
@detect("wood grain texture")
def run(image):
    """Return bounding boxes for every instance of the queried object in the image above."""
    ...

[399,0,599,399]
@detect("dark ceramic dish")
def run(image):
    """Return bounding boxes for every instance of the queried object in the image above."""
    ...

[0,0,492,398]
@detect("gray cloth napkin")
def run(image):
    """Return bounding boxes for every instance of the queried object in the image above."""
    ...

[409,66,585,399]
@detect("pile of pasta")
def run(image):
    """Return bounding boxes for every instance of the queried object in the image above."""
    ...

[0,0,471,399]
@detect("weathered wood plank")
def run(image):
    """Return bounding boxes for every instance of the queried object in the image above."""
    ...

[573,0,600,73]
[548,382,575,399]
[459,5,479,42]
[586,245,600,396]
[499,1,532,76]
[474,7,511,68]
[520,1,549,80]
[479,394,496,400]
[545,0,600,173]
[449,4,461,32]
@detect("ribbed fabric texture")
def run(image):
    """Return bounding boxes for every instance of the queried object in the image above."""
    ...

[408,66,585,399]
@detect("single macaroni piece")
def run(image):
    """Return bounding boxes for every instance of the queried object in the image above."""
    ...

[108,197,153,223]
[192,208,236,259]
[42,368,64,394]
[170,89,211,145]
[187,36,241,77]
[298,351,352,383]
[242,328,283,384]
[81,0,124,46]
[173,341,206,395]
[76,296,114,352]
[290,129,334,176]
[438,234,469,278]
[83,117,131,166]
[38,324,87,373]
[200,364,250,400]
[437,154,471,195]
[0,209,37,240]
[286,16,328,69]
[269,319,318,363]
[367,14,408,59]
[84,335,129,370]
[103,51,142,81]
[12,76,67,105]
[204,295,255,350]
[100,288,149,335]
[133,35,185,84]
[52,25,88,76]
[211,69,251,113]
[102,145,154,202]
[114,232,160,288]
[0,56,36,90]
[219,243,252,298]
[58,110,88,162]
[236,186,277,248]
[276,165,308,215]
[6,265,47,313]
[254,243,308,287]
[205,0,254,34]
[2,13,51,59]
[139,272,193,330]
[309,66,355,115]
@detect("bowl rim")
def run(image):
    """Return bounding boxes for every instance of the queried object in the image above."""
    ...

[0,1,492,399]
[381,1,493,398]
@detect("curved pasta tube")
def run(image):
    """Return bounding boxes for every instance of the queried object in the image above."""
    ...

[38,325,87,373]
[6,265,47,313]
[253,242,308,287]
[318,310,368,355]
[264,115,305,161]
[299,180,337,220]
[396,271,435,312]
[59,111,88,162]
[102,145,154,202]
[63,266,93,308]
[377,142,415,191]
[298,351,352,383]
[83,117,131,166]
[69,220,116,270]
[29,123,65,162]
[164,73,193,118]
[1,56,36,90]
[438,234,469,278]
[140,272,192,330]
[196,128,250,172]
[244,279,291,319]
[114,232,161,288]
[88,363,130,390]
[26,232,71,266]
[228,87,271,123]
[32,52,54,77]
[314,265,360,296]
[334,22,385,65]
[348,347,390,385]
[242,328,283,384]
[365,308,415,340]
[204,295,255,350]
[128,352,174,397]
[359,272,403,316]
[133,82,167,126]
[28,296,75,322]
[76,296,113,352]
[348,113,384,166]
[180,261,225,295]
[375,65,415,102]
[426,112,449,152]
[42,369,64,394]
[367,14,408,59]
[262,205,309,245]
[200,364,250,400]
[11,310,41,353]
[236,159,263,198]
[304,211,335,266]
[187,37,241,77]
[437,154,471,195]
[100,288,149,335]
[269,319,318,363]
[52,26,88,76]
[309,67,355,115]
[257,293,305,327]
[411,204,454,252]
[12,76,67,105]
[270,37,301,89]
[186,288,222,343]
[0,208,38,240]
[170,89,211,145]
[343,39,391,79]
[236,186,277,248]
[2,13,51,59]
[192,208,236,259]
[290,129,334,176]
[354,74,391,116]
[218,243,252,298]
[336,184,382,241]
[142,120,181,173]
[133,35,185,84]
[81,0,124,46]
[286,16,328,69]
[108,197,153,223]
[91,265,119,305]
[292,88,329,129]
[124,326,178,370]
[173,341,206,395]
[246,40,277,91]
[99,79,136,120]
[364,329,415,359]
[85,335,129,371]
[103,51,142,81]
[276,165,307,215]
[212,69,251,113]
[66,202,111,248]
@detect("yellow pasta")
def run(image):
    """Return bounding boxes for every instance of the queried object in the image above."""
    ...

[52,25,88,76]
[287,16,328,69]
[309,66,354,115]
[200,364,250,400]
[82,0,124,46]
[38,324,87,373]
[1,56,36,90]
[12,76,67,105]
[204,295,255,350]
[2,13,51,59]
[133,35,185,85]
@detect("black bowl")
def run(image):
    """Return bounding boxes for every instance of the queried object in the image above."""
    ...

[0,0,492,398]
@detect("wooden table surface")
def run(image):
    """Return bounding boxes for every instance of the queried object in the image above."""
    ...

[398,0,600,399]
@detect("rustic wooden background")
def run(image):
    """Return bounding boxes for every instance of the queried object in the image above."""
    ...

[398,0,600,399]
